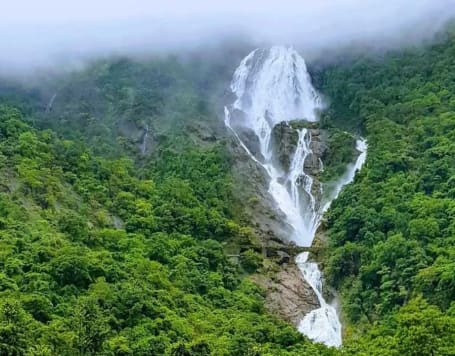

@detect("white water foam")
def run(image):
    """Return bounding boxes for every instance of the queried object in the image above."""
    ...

[296,252,341,347]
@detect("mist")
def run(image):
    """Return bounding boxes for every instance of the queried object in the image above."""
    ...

[2,0,455,73]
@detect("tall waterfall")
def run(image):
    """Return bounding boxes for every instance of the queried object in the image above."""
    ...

[225,46,323,246]
[224,46,367,347]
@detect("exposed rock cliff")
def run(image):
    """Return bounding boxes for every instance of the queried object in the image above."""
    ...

[271,120,329,208]
[252,262,320,325]
[228,118,358,325]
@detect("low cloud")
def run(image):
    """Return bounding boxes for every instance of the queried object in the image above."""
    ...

[1,0,455,72]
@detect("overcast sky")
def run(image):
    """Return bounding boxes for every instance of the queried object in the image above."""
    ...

[2,0,455,71]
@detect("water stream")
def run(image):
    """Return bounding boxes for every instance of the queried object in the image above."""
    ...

[224,46,367,347]
[141,125,149,155]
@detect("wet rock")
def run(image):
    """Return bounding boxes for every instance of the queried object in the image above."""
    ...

[271,122,299,172]
[238,129,263,160]
[252,262,320,325]
[228,134,295,243]
[276,251,291,265]
[118,120,156,155]
[271,120,328,175]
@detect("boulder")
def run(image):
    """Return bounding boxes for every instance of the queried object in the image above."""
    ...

[276,251,291,265]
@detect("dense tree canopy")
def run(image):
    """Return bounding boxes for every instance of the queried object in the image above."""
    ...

[2,27,455,355]
[318,27,455,353]
[0,104,338,355]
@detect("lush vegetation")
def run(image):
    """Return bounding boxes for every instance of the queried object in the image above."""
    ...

[0,104,338,355]
[320,129,358,183]
[2,28,455,355]
[317,27,455,354]
[0,55,336,355]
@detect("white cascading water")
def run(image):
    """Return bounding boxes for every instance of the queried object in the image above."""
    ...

[297,138,366,347]
[225,46,322,245]
[296,252,341,347]
[224,46,367,347]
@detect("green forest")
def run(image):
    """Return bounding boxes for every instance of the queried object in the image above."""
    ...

[319,27,455,354]
[1,25,455,356]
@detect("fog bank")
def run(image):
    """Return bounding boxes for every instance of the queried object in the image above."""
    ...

[2,0,455,72]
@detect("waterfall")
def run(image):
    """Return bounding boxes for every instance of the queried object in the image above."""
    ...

[141,125,149,155]
[321,139,367,214]
[297,138,367,347]
[296,252,341,347]
[227,46,323,246]
[224,46,367,347]
[46,93,57,113]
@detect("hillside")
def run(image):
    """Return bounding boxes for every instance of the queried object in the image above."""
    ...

[1,28,455,355]
[318,27,455,354]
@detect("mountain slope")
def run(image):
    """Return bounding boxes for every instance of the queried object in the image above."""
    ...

[317,27,455,354]
[1,29,455,355]
[0,104,338,355]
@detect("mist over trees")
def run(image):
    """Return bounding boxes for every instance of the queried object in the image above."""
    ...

[1,0,455,73]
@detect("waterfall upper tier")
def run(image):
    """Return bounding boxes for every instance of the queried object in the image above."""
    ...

[229,46,323,162]
[226,46,325,245]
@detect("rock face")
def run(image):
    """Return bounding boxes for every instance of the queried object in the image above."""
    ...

[271,121,328,176]
[271,120,329,207]
[228,136,295,243]
[228,119,334,325]
[271,122,299,172]
[252,262,320,325]
[227,118,361,326]
[306,129,327,175]
[276,250,291,265]
[118,120,156,155]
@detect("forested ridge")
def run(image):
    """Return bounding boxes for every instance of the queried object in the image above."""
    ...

[0,104,337,355]
[318,27,455,354]
[0,28,455,355]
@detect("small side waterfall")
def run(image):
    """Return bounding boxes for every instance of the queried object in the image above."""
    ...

[224,46,367,347]
[321,139,367,214]
[141,125,149,155]
[46,93,57,113]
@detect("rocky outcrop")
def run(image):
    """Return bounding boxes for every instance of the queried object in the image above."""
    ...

[271,122,299,172]
[186,121,218,143]
[227,117,356,327]
[270,120,329,207]
[228,136,295,243]
[306,129,328,175]
[227,119,329,325]
[118,120,156,155]
[252,262,320,325]
[271,121,328,176]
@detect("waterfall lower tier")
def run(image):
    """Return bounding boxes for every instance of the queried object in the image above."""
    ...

[294,138,367,347]
[225,46,367,348]
[296,253,342,347]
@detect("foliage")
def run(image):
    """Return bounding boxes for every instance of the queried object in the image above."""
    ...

[2,29,455,354]
[318,28,455,354]
[320,129,357,182]
[0,102,333,355]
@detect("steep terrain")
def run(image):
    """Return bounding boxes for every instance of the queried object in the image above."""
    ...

[224,46,367,347]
